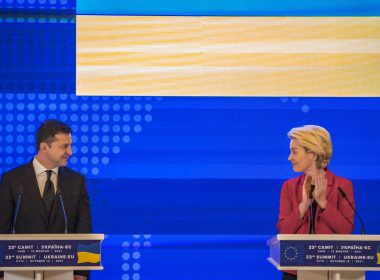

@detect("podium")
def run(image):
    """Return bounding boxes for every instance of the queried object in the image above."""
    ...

[0,234,104,280]
[267,234,380,280]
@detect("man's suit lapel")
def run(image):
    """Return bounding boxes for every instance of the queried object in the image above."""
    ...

[57,167,70,201]
[24,162,49,225]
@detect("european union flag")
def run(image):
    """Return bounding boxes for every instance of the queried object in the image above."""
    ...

[282,244,304,265]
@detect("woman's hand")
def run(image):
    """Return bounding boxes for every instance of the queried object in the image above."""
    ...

[299,175,312,219]
[314,173,327,209]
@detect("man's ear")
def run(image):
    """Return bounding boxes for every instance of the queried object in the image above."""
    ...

[40,142,49,151]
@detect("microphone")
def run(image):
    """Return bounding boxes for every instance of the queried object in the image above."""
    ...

[12,185,23,234]
[338,187,365,235]
[57,186,68,234]
[309,185,315,199]
[309,185,315,234]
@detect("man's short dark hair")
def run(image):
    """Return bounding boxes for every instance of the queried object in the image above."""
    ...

[36,120,72,151]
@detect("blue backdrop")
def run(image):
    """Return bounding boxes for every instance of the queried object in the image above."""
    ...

[1,0,380,279]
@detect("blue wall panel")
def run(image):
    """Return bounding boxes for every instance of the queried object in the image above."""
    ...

[1,1,380,279]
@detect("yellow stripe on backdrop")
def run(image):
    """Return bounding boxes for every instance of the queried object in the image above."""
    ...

[76,16,380,96]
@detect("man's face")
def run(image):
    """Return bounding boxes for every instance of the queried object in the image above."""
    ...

[43,133,73,168]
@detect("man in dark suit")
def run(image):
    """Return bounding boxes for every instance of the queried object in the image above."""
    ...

[0,120,92,280]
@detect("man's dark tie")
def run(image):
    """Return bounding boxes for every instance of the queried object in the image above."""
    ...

[43,170,55,215]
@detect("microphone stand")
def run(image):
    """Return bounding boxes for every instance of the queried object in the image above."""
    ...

[309,185,315,234]
[57,186,68,234]
[12,185,23,234]
[338,187,365,235]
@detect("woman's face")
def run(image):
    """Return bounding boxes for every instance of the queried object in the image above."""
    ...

[288,139,316,173]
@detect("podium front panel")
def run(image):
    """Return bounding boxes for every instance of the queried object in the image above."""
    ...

[268,234,380,271]
[0,234,104,271]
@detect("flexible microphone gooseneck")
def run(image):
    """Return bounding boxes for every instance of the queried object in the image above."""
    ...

[57,186,68,234]
[338,187,365,235]
[309,185,315,234]
[12,185,24,234]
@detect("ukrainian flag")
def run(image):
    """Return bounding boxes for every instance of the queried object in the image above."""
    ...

[377,245,380,265]
[77,242,101,264]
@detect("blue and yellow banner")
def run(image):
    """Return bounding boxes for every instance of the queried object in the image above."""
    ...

[77,242,101,264]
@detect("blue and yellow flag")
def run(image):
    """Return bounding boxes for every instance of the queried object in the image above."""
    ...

[77,242,101,264]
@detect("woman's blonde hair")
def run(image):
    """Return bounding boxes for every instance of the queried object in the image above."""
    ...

[287,125,333,169]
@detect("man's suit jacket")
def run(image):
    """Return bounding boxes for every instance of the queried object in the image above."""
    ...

[0,161,92,278]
